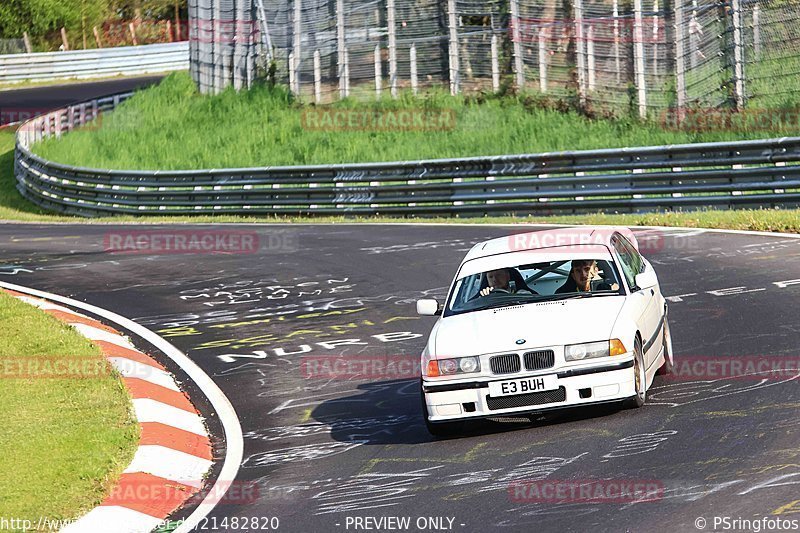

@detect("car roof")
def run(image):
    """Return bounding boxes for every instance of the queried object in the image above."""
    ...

[463,226,635,262]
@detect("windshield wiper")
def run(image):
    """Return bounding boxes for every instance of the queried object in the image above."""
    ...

[546,291,618,301]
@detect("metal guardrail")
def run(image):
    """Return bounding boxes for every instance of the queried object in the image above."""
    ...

[14,93,800,217]
[0,42,188,84]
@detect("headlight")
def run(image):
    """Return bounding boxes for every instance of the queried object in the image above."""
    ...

[565,339,627,361]
[565,341,610,361]
[426,356,481,376]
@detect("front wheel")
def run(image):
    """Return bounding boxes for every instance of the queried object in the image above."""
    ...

[421,387,464,437]
[624,336,646,409]
[656,318,674,375]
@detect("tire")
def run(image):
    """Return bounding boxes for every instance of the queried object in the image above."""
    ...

[624,336,647,409]
[656,318,674,376]
[420,387,464,437]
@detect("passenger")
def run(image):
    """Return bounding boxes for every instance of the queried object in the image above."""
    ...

[556,259,619,294]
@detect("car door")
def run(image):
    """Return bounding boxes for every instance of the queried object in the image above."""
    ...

[611,233,659,368]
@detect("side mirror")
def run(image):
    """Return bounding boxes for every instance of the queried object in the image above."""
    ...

[416,299,441,316]
[634,269,658,290]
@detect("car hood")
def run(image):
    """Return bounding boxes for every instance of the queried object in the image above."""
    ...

[433,297,625,358]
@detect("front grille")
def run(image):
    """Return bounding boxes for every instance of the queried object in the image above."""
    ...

[486,387,567,410]
[490,354,521,374]
[524,350,555,371]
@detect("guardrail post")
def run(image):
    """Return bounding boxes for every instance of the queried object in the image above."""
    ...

[633,0,647,118]
[574,0,587,107]
[337,0,346,99]
[674,0,686,122]
[292,0,302,95]
[387,0,398,98]
[509,0,524,89]
[731,0,745,110]
[410,44,418,95]
[491,34,500,92]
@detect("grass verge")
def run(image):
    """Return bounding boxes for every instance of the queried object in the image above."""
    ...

[0,290,138,523]
[32,72,800,170]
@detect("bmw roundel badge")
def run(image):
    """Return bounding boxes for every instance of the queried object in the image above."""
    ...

[516,339,526,345]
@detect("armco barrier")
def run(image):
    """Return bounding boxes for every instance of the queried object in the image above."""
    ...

[0,42,188,84]
[13,94,800,217]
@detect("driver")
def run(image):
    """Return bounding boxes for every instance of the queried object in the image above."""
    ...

[480,268,513,296]
[556,259,619,294]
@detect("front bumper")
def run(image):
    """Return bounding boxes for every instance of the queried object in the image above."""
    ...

[422,357,635,422]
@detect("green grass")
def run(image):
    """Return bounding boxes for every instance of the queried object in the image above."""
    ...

[32,72,800,171]
[0,290,138,524]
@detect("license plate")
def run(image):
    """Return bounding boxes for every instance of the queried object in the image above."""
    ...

[489,375,558,397]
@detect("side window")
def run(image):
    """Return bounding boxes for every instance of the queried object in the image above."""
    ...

[611,235,638,290]
[617,235,644,274]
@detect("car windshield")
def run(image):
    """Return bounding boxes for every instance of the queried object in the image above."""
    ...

[445,259,624,316]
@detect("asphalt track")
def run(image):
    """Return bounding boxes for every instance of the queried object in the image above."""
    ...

[1,224,798,533]
[0,76,164,126]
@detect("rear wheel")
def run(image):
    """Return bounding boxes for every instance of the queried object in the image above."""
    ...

[421,387,464,437]
[624,336,646,409]
[656,318,674,375]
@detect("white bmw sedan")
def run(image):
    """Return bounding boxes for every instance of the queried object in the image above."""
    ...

[416,227,673,436]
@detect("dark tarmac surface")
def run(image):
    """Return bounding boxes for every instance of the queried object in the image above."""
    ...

[1,223,799,533]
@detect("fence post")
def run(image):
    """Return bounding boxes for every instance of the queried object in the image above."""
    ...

[410,44,418,95]
[674,0,686,122]
[731,0,745,110]
[23,32,33,53]
[337,0,346,99]
[61,27,70,51]
[129,22,138,45]
[633,0,647,118]
[313,49,321,103]
[652,0,659,76]
[689,0,698,70]
[613,0,621,84]
[752,3,760,60]
[375,44,382,98]
[288,51,295,92]
[344,48,350,96]
[574,0,587,106]
[509,0,524,89]
[447,0,460,95]
[387,0,398,97]
[292,0,302,95]
[491,34,500,92]
[587,26,595,92]
[539,29,547,92]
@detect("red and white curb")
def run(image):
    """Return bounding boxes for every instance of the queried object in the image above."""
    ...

[0,283,244,533]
